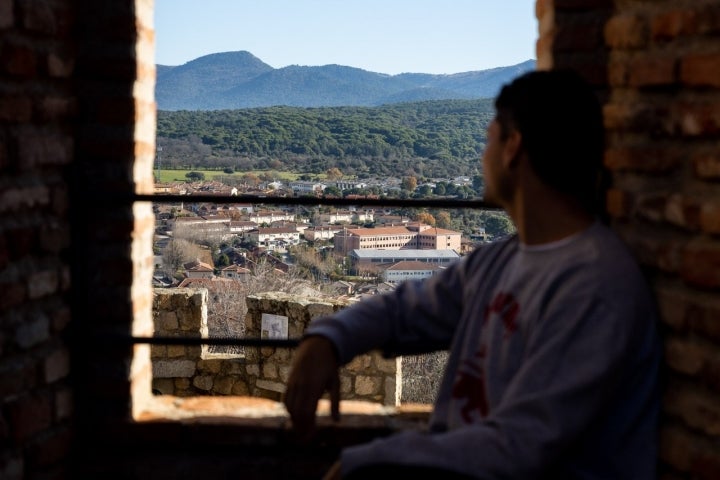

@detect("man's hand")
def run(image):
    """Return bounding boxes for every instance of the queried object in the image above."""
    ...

[283,335,341,440]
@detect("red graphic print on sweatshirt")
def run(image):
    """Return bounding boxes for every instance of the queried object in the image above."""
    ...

[452,292,520,422]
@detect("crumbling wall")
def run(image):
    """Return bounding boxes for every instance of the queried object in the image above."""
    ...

[151,289,401,406]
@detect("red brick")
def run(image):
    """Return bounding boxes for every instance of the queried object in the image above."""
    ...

[652,9,698,40]
[0,360,37,398]
[665,194,702,232]
[7,394,52,442]
[602,189,629,219]
[17,132,73,167]
[603,102,670,132]
[694,153,720,180]
[664,381,720,436]
[47,51,74,78]
[55,387,73,421]
[1,44,37,77]
[636,193,668,224]
[696,5,720,35]
[656,284,720,342]
[660,424,720,478]
[664,336,720,391]
[27,269,59,300]
[40,96,77,122]
[614,225,684,273]
[0,0,13,29]
[21,0,57,34]
[604,146,682,173]
[40,223,70,254]
[629,56,677,86]
[605,13,648,49]
[0,96,32,122]
[673,102,720,137]
[26,426,73,467]
[553,18,606,51]
[0,282,27,310]
[681,238,720,289]
[681,53,720,88]
[50,307,71,333]
[700,201,720,235]
[43,347,70,383]
[554,0,612,9]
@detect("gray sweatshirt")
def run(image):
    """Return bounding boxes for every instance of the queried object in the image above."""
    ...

[306,221,661,479]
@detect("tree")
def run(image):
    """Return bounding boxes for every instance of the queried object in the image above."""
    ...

[185,171,205,181]
[483,213,515,239]
[323,185,342,197]
[325,167,343,180]
[416,212,436,226]
[241,173,260,187]
[401,176,417,192]
[436,211,452,229]
[161,238,204,279]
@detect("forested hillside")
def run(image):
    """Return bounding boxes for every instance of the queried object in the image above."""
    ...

[156,99,495,179]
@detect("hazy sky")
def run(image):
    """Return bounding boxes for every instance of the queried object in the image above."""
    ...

[154,1,537,75]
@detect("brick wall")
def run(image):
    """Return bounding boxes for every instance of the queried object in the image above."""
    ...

[0,0,76,478]
[541,1,720,478]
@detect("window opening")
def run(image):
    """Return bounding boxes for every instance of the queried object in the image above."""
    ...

[136,0,535,408]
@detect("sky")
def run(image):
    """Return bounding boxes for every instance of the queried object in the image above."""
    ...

[154,1,537,75]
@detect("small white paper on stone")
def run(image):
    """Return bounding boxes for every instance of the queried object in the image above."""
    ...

[261,313,288,340]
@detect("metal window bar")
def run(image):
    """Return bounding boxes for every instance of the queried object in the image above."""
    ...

[121,192,500,348]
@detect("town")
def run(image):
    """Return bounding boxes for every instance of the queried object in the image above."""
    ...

[152,175,507,345]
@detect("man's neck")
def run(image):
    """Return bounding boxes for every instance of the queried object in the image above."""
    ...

[506,185,595,246]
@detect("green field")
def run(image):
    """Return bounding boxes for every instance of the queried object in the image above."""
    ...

[154,169,305,184]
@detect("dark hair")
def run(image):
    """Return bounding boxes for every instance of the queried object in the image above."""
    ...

[494,69,605,214]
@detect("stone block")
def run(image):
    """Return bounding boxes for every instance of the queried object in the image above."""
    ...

[152,360,196,378]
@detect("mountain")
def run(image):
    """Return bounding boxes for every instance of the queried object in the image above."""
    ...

[156,51,536,111]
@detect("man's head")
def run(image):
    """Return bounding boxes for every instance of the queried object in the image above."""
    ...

[486,69,605,214]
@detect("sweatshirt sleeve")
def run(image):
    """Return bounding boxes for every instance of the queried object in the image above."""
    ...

[340,289,660,478]
[305,254,473,364]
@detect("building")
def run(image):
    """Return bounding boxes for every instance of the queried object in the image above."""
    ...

[182,259,215,279]
[289,181,326,194]
[303,225,345,241]
[382,260,443,284]
[318,209,374,224]
[247,227,301,252]
[333,224,462,255]
[349,249,461,274]
[219,264,251,281]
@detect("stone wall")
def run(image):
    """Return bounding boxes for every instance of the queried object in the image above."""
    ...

[151,289,402,406]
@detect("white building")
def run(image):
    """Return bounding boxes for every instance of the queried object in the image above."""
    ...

[247,227,300,252]
[382,260,442,284]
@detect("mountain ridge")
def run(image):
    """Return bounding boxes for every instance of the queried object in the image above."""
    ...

[156,51,536,111]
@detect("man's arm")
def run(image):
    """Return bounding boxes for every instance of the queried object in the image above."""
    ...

[284,335,340,440]
[339,293,661,478]
[283,254,475,438]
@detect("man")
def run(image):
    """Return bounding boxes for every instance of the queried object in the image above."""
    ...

[283,69,661,479]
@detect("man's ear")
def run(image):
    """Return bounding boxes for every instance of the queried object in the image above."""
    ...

[502,130,522,169]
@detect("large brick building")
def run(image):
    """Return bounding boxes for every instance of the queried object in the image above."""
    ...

[333,223,463,255]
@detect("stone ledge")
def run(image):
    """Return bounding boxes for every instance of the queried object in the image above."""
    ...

[136,395,431,431]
